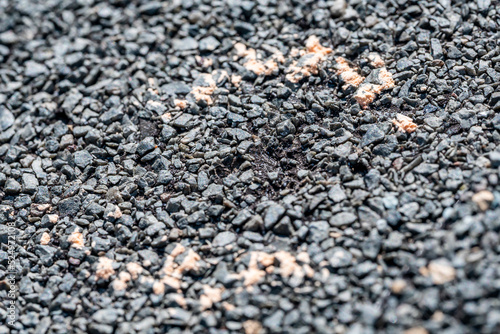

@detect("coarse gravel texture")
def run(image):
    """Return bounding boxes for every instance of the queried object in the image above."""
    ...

[1,0,500,333]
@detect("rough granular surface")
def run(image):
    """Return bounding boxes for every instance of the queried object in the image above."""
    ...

[1,0,500,333]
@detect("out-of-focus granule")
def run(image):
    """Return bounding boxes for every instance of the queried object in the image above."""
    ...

[231,74,242,87]
[472,190,494,211]
[200,285,224,310]
[234,42,256,60]
[391,279,407,294]
[96,257,115,280]
[174,99,188,109]
[112,271,131,291]
[404,327,429,334]
[368,53,385,68]
[126,262,144,279]
[191,73,216,105]
[155,244,202,294]
[286,35,332,83]
[420,259,456,285]
[243,320,263,334]
[68,231,85,249]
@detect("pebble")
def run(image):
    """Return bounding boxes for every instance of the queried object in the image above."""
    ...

[264,204,286,229]
[4,178,21,194]
[361,125,385,147]
[0,107,14,131]
[213,231,237,247]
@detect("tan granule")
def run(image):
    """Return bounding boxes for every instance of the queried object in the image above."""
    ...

[173,294,187,308]
[192,86,216,105]
[264,58,279,74]
[305,35,332,56]
[378,67,395,89]
[392,114,418,133]
[257,252,275,267]
[36,204,51,212]
[244,58,279,76]
[222,302,235,311]
[273,51,286,64]
[153,280,165,294]
[472,190,494,211]
[96,257,115,280]
[47,214,58,224]
[68,231,84,249]
[419,266,429,277]
[238,252,267,287]
[289,47,301,58]
[200,285,224,310]
[391,279,407,294]
[245,48,257,60]
[335,57,354,74]
[202,57,213,68]
[107,206,122,219]
[404,327,428,334]
[174,99,188,109]
[303,264,315,278]
[340,70,366,88]
[432,311,444,322]
[243,59,267,75]
[286,35,332,83]
[159,245,201,292]
[159,276,181,291]
[214,69,230,85]
[40,232,51,245]
[353,68,395,109]
[126,262,143,279]
[191,73,216,105]
[236,251,314,288]
[112,271,131,291]
[112,279,127,291]
[176,249,201,274]
[353,85,378,109]
[274,251,302,278]
[296,252,310,264]
[161,254,177,276]
[147,87,159,95]
[243,320,263,334]
[231,74,242,87]
[321,267,330,281]
[285,56,321,83]
[171,244,186,257]
[368,53,385,68]
[235,42,284,77]
[330,232,342,238]
[234,43,256,60]
[426,260,456,285]
[335,57,365,89]
[140,276,154,285]
[234,42,247,57]
[160,113,172,123]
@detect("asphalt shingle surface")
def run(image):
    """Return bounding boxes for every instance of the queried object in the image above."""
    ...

[1,0,500,333]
